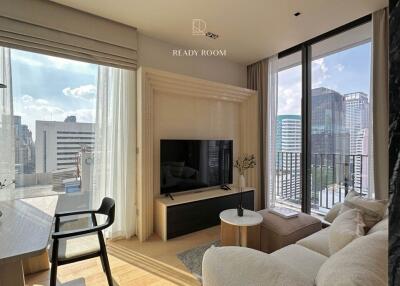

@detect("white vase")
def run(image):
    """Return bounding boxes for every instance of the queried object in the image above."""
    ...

[239,174,246,189]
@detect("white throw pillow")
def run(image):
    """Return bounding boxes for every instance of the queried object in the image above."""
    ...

[329,209,365,255]
[324,191,359,223]
[339,196,387,228]
[324,203,342,223]
[316,231,388,286]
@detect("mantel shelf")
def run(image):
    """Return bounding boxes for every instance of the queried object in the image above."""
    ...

[155,187,255,207]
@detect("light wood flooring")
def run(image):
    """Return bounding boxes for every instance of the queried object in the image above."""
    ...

[25,226,220,286]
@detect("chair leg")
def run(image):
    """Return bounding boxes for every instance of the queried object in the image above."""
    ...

[100,253,106,272]
[101,250,113,286]
[50,239,59,286]
[50,262,57,286]
[98,232,113,286]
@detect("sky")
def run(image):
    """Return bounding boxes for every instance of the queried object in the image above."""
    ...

[277,41,371,115]
[10,41,371,139]
[11,49,98,139]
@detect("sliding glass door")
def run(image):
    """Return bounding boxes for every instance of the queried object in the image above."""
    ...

[275,52,302,211]
[272,17,372,215]
[310,23,371,214]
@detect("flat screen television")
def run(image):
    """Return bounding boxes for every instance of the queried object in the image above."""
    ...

[160,139,233,194]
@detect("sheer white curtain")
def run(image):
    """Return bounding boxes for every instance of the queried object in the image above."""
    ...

[93,66,137,239]
[0,47,15,200]
[267,55,279,207]
[369,8,389,200]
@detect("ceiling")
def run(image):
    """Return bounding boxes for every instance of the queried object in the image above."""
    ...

[51,0,387,65]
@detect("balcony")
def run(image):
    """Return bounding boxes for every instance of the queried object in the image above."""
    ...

[276,152,368,214]
[0,151,93,202]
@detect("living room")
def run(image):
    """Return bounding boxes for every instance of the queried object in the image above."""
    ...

[0,0,398,285]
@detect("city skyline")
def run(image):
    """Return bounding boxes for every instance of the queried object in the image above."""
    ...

[11,49,98,139]
[276,87,370,156]
[278,41,371,116]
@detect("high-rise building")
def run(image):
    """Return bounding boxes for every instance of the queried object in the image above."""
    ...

[14,115,35,174]
[276,115,302,153]
[344,92,369,191]
[344,92,369,154]
[35,117,95,173]
[276,115,301,200]
[311,87,349,156]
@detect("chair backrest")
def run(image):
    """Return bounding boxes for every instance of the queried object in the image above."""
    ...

[97,197,115,226]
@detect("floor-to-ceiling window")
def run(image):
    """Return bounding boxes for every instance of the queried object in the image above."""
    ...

[310,24,371,214]
[276,51,302,210]
[273,17,372,214]
[0,48,98,201]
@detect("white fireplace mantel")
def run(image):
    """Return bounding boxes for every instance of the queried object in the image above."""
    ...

[136,67,259,241]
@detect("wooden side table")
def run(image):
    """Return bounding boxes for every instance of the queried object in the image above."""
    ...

[219,209,263,250]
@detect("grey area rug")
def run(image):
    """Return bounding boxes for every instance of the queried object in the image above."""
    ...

[177,240,220,280]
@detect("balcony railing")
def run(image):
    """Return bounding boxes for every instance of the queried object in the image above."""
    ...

[276,152,368,213]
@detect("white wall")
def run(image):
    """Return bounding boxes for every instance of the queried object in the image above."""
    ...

[137,33,246,87]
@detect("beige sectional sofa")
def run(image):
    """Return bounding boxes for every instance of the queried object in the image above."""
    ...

[202,216,388,286]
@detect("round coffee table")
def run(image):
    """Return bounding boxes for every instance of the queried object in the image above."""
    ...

[219,209,263,249]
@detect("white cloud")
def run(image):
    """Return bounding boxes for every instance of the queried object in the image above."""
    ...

[278,82,302,115]
[63,84,97,100]
[335,64,345,72]
[277,65,302,115]
[11,49,98,75]
[17,97,96,139]
[11,52,43,67]
[35,98,49,105]
[69,108,96,123]
[312,58,330,87]
[21,94,33,103]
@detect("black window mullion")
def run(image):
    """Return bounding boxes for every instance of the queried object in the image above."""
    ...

[301,44,312,214]
[277,13,372,214]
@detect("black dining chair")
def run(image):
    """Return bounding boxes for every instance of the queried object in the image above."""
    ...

[50,197,115,286]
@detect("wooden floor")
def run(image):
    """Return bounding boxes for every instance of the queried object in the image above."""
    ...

[25,226,220,286]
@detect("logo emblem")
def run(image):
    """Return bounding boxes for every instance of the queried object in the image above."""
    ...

[192,19,206,36]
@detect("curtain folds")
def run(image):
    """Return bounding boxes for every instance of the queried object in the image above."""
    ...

[247,55,279,209]
[371,7,389,200]
[94,66,137,239]
[0,47,15,199]
[267,55,279,207]
[247,59,268,209]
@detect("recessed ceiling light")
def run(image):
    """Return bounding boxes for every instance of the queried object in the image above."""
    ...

[205,32,219,39]
[294,12,301,17]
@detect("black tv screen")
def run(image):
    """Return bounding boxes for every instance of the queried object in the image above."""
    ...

[160,139,233,194]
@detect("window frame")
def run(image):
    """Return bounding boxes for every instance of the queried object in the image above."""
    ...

[277,14,372,214]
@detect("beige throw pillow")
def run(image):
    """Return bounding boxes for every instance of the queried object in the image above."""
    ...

[316,231,388,286]
[324,190,359,223]
[339,196,387,228]
[329,209,365,255]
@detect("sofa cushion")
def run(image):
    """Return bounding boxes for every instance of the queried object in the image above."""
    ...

[316,231,388,286]
[202,246,314,286]
[329,209,365,255]
[339,196,387,228]
[296,227,330,257]
[271,244,328,281]
[258,209,321,253]
[368,216,388,235]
